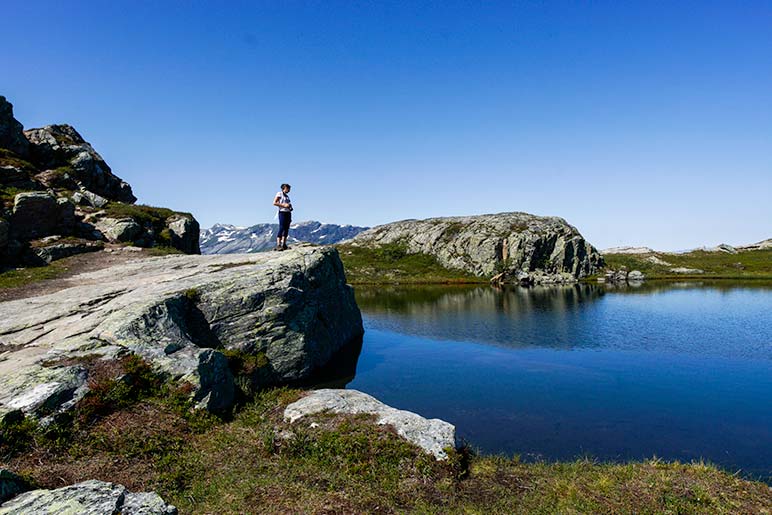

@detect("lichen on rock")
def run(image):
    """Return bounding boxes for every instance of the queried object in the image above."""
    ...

[0,246,363,418]
[352,212,603,283]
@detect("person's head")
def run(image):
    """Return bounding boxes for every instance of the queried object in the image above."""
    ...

[281,183,291,193]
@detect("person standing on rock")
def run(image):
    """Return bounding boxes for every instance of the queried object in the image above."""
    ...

[273,183,293,251]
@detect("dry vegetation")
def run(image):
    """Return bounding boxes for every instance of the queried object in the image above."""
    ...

[1,363,769,514]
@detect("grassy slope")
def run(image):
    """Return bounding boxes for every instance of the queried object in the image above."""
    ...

[602,248,772,280]
[337,241,772,283]
[337,243,483,284]
[2,382,769,514]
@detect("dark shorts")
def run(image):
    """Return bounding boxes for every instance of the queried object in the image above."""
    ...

[278,211,291,238]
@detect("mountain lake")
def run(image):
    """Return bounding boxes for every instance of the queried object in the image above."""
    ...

[342,281,772,483]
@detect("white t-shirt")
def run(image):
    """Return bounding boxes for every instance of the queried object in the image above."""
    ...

[276,191,292,212]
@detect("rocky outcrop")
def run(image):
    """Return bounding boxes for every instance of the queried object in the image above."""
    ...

[601,269,645,283]
[738,238,772,251]
[94,217,142,243]
[0,96,201,263]
[200,221,369,255]
[9,193,75,240]
[0,246,363,418]
[0,97,29,158]
[284,389,457,460]
[167,215,200,254]
[0,480,176,514]
[23,125,135,203]
[352,212,602,282]
[28,237,104,264]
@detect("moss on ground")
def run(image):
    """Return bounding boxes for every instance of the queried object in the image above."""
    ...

[1,385,769,513]
[601,248,772,280]
[336,243,483,285]
[0,261,70,290]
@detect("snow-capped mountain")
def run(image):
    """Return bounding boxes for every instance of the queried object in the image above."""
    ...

[200,221,369,254]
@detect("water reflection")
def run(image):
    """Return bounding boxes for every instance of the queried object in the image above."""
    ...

[354,282,772,359]
[347,281,772,482]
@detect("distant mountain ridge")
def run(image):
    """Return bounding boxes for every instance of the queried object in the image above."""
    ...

[200,221,369,254]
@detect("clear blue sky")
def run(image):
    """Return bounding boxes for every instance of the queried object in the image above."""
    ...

[4,1,771,250]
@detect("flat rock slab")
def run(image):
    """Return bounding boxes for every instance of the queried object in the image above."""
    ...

[284,389,457,460]
[0,246,362,419]
[0,479,176,514]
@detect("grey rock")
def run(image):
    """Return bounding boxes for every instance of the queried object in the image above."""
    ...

[30,239,103,264]
[0,470,28,504]
[670,267,704,274]
[627,270,645,281]
[644,255,671,266]
[10,192,58,239]
[23,125,136,203]
[601,246,655,254]
[716,243,737,254]
[285,389,457,460]
[737,238,772,251]
[0,246,363,417]
[0,479,176,514]
[200,221,369,255]
[94,217,142,243]
[352,212,602,280]
[0,97,29,157]
[71,190,109,209]
[122,491,178,515]
[166,215,200,254]
[56,198,75,231]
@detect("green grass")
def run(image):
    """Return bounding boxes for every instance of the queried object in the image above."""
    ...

[102,202,193,249]
[0,261,70,290]
[337,243,483,284]
[2,384,769,514]
[601,248,772,280]
[0,149,36,171]
[103,202,190,226]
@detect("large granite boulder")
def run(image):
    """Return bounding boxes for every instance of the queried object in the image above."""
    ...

[0,246,363,417]
[166,215,200,254]
[0,97,29,158]
[9,192,75,240]
[23,125,135,203]
[94,217,143,243]
[352,212,603,282]
[0,479,176,514]
[285,389,457,460]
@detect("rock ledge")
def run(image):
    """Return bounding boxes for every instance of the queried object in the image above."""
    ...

[284,389,457,460]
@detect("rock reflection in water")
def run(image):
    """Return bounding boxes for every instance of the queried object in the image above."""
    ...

[355,284,606,350]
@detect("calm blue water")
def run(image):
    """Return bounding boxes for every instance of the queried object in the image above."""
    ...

[345,282,772,482]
